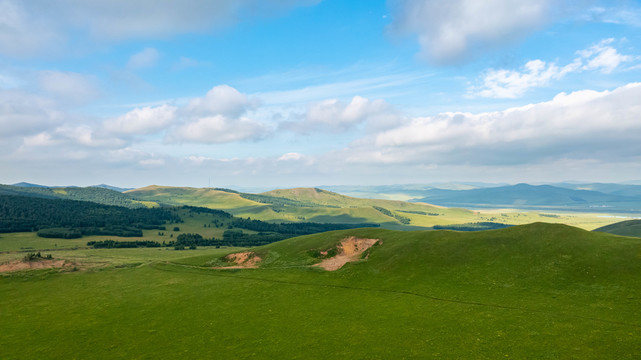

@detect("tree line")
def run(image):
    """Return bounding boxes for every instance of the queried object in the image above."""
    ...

[0,195,179,234]
[0,184,145,208]
[432,222,512,231]
[230,217,379,235]
[372,206,411,224]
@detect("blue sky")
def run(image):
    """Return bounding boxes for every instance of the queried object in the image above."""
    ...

[1,0,641,188]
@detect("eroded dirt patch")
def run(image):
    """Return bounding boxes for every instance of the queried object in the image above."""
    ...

[0,259,73,273]
[315,237,381,271]
[214,251,262,269]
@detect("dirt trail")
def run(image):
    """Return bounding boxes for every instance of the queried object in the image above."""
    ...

[316,237,380,271]
[213,251,262,269]
[0,259,72,273]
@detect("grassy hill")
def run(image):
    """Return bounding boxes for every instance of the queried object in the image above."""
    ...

[125,185,625,230]
[127,185,479,228]
[593,219,641,237]
[1,223,640,358]
[0,184,153,209]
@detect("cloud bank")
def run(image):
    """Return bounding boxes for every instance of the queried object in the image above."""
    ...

[389,0,554,64]
[0,0,320,57]
[354,82,641,166]
[471,39,634,98]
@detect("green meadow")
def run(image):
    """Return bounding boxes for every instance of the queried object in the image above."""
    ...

[126,186,622,230]
[2,223,640,359]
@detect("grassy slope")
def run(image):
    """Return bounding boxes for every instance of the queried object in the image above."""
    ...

[0,184,153,208]
[125,185,260,209]
[593,219,641,237]
[129,186,477,227]
[0,208,238,265]
[2,223,640,359]
[126,186,622,230]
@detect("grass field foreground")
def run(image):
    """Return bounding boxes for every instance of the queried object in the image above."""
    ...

[2,223,641,359]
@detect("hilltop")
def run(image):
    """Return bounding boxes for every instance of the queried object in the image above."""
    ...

[0,184,153,209]
[212,222,641,285]
[593,219,641,237]
[125,185,624,230]
[127,185,476,228]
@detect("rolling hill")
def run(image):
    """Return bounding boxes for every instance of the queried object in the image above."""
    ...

[593,219,641,237]
[3,222,640,358]
[411,183,641,212]
[0,184,152,208]
[127,185,478,228]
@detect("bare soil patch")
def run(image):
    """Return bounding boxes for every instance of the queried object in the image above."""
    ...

[213,251,262,269]
[0,259,73,273]
[316,237,381,271]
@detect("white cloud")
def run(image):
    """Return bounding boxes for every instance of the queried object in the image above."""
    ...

[282,95,398,133]
[0,89,65,137]
[278,152,304,161]
[472,39,634,98]
[25,125,128,150]
[344,83,641,166]
[139,158,165,166]
[0,0,319,57]
[0,72,23,88]
[104,104,177,135]
[38,70,99,104]
[127,48,160,69]
[474,60,565,99]
[577,39,633,73]
[389,0,554,64]
[185,85,257,118]
[170,115,268,144]
[0,0,62,57]
[23,132,57,147]
[166,84,267,144]
[65,0,319,40]
[581,6,641,27]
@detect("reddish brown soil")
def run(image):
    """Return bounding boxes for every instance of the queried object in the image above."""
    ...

[213,251,262,269]
[316,237,381,271]
[0,259,73,273]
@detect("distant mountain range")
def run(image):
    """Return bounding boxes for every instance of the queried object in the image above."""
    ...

[6,181,641,213]
[409,183,641,213]
[11,182,49,188]
[1,184,148,208]
[11,182,132,193]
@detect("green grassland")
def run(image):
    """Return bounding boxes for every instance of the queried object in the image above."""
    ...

[2,223,640,359]
[0,208,239,264]
[593,219,641,237]
[126,186,625,230]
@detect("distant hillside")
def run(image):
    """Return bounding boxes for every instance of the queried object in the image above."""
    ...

[0,194,177,235]
[127,185,475,228]
[11,182,49,188]
[593,219,641,237]
[0,184,150,208]
[318,183,497,201]
[554,182,641,197]
[126,185,262,209]
[410,183,641,212]
[91,184,133,192]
